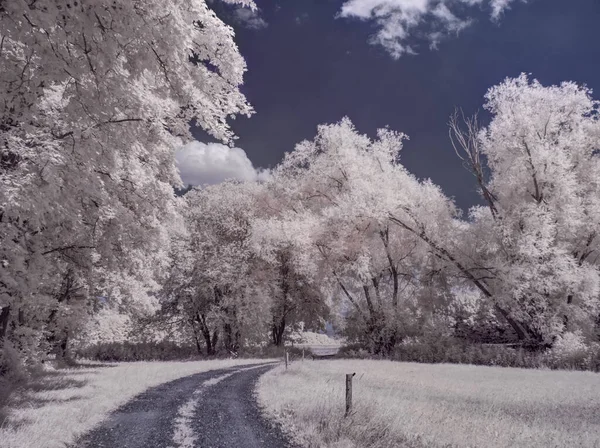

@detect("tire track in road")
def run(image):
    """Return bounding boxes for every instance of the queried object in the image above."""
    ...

[190,364,296,448]
[170,370,237,448]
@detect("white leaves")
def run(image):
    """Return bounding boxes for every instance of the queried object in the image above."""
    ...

[462,74,600,341]
[550,330,588,359]
[0,0,254,356]
[265,79,600,346]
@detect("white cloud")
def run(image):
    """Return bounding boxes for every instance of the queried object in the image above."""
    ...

[490,0,517,19]
[219,0,257,11]
[175,141,271,186]
[232,6,267,29]
[295,13,310,25]
[338,0,523,58]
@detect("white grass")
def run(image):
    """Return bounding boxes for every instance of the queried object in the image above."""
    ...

[172,396,199,448]
[257,360,600,448]
[1,358,271,448]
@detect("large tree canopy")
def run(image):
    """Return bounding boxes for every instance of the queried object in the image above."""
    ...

[0,0,254,357]
[451,75,600,345]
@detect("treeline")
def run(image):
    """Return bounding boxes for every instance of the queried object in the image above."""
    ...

[158,75,600,363]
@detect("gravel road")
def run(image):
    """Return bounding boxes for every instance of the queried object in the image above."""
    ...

[76,363,295,448]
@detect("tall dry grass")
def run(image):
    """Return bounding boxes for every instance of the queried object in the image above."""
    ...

[257,360,600,448]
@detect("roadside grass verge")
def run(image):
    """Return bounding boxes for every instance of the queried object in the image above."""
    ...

[1,358,273,448]
[257,360,600,448]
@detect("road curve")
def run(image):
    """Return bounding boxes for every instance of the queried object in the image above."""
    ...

[75,363,295,448]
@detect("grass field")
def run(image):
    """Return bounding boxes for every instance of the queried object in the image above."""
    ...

[0,358,270,448]
[257,360,600,448]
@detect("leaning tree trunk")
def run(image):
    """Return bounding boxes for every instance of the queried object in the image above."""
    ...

[389,214,543,346]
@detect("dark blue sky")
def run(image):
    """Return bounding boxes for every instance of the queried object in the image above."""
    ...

[194,0,600,212]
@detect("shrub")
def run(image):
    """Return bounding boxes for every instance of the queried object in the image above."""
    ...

[383,335,598,371]
[392,336,466,364]
[546,332,600,371]
[239,344,286,359]
[389,337,531,368]
[76,341,200,362]
[239,344,308,360]
[336,343,373,359]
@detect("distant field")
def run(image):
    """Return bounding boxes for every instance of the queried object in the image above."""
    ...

[288,331,343,357]
[257,360,600,448]
[292,344,342,357]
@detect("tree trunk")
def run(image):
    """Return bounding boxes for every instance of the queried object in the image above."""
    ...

[271,251,292,347]
[193,334,203,355]
[379,227,400,307]
[190,321,204,355]
[362,285,377,318]
[0,305,10,341]
[47,269,77,357]
[362,283,399,355]
[201,326,214,356]
[272,316,286,347]
[234,329,241,352]
[223,305,241,353]
[57,333,70,360]
[223,322,240,353]
[211,329,219,354]
[197,313,218,356]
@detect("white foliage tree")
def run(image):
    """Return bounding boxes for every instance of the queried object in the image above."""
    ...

[0,0,254,358]
[254,118,459,353]
[448,75,600,346]
[250,185,329,347]
[163,181,269,355]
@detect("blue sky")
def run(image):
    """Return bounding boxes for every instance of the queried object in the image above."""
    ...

[192,0,600,211]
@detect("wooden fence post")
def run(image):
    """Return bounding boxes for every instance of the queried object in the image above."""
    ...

[345,373,356,417]
[302,348,305,362]
[285,350,289,370]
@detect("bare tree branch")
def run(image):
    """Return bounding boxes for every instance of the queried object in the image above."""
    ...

[449,109,499,218]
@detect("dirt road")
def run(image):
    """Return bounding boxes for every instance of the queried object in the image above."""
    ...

[76,363,294,448]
